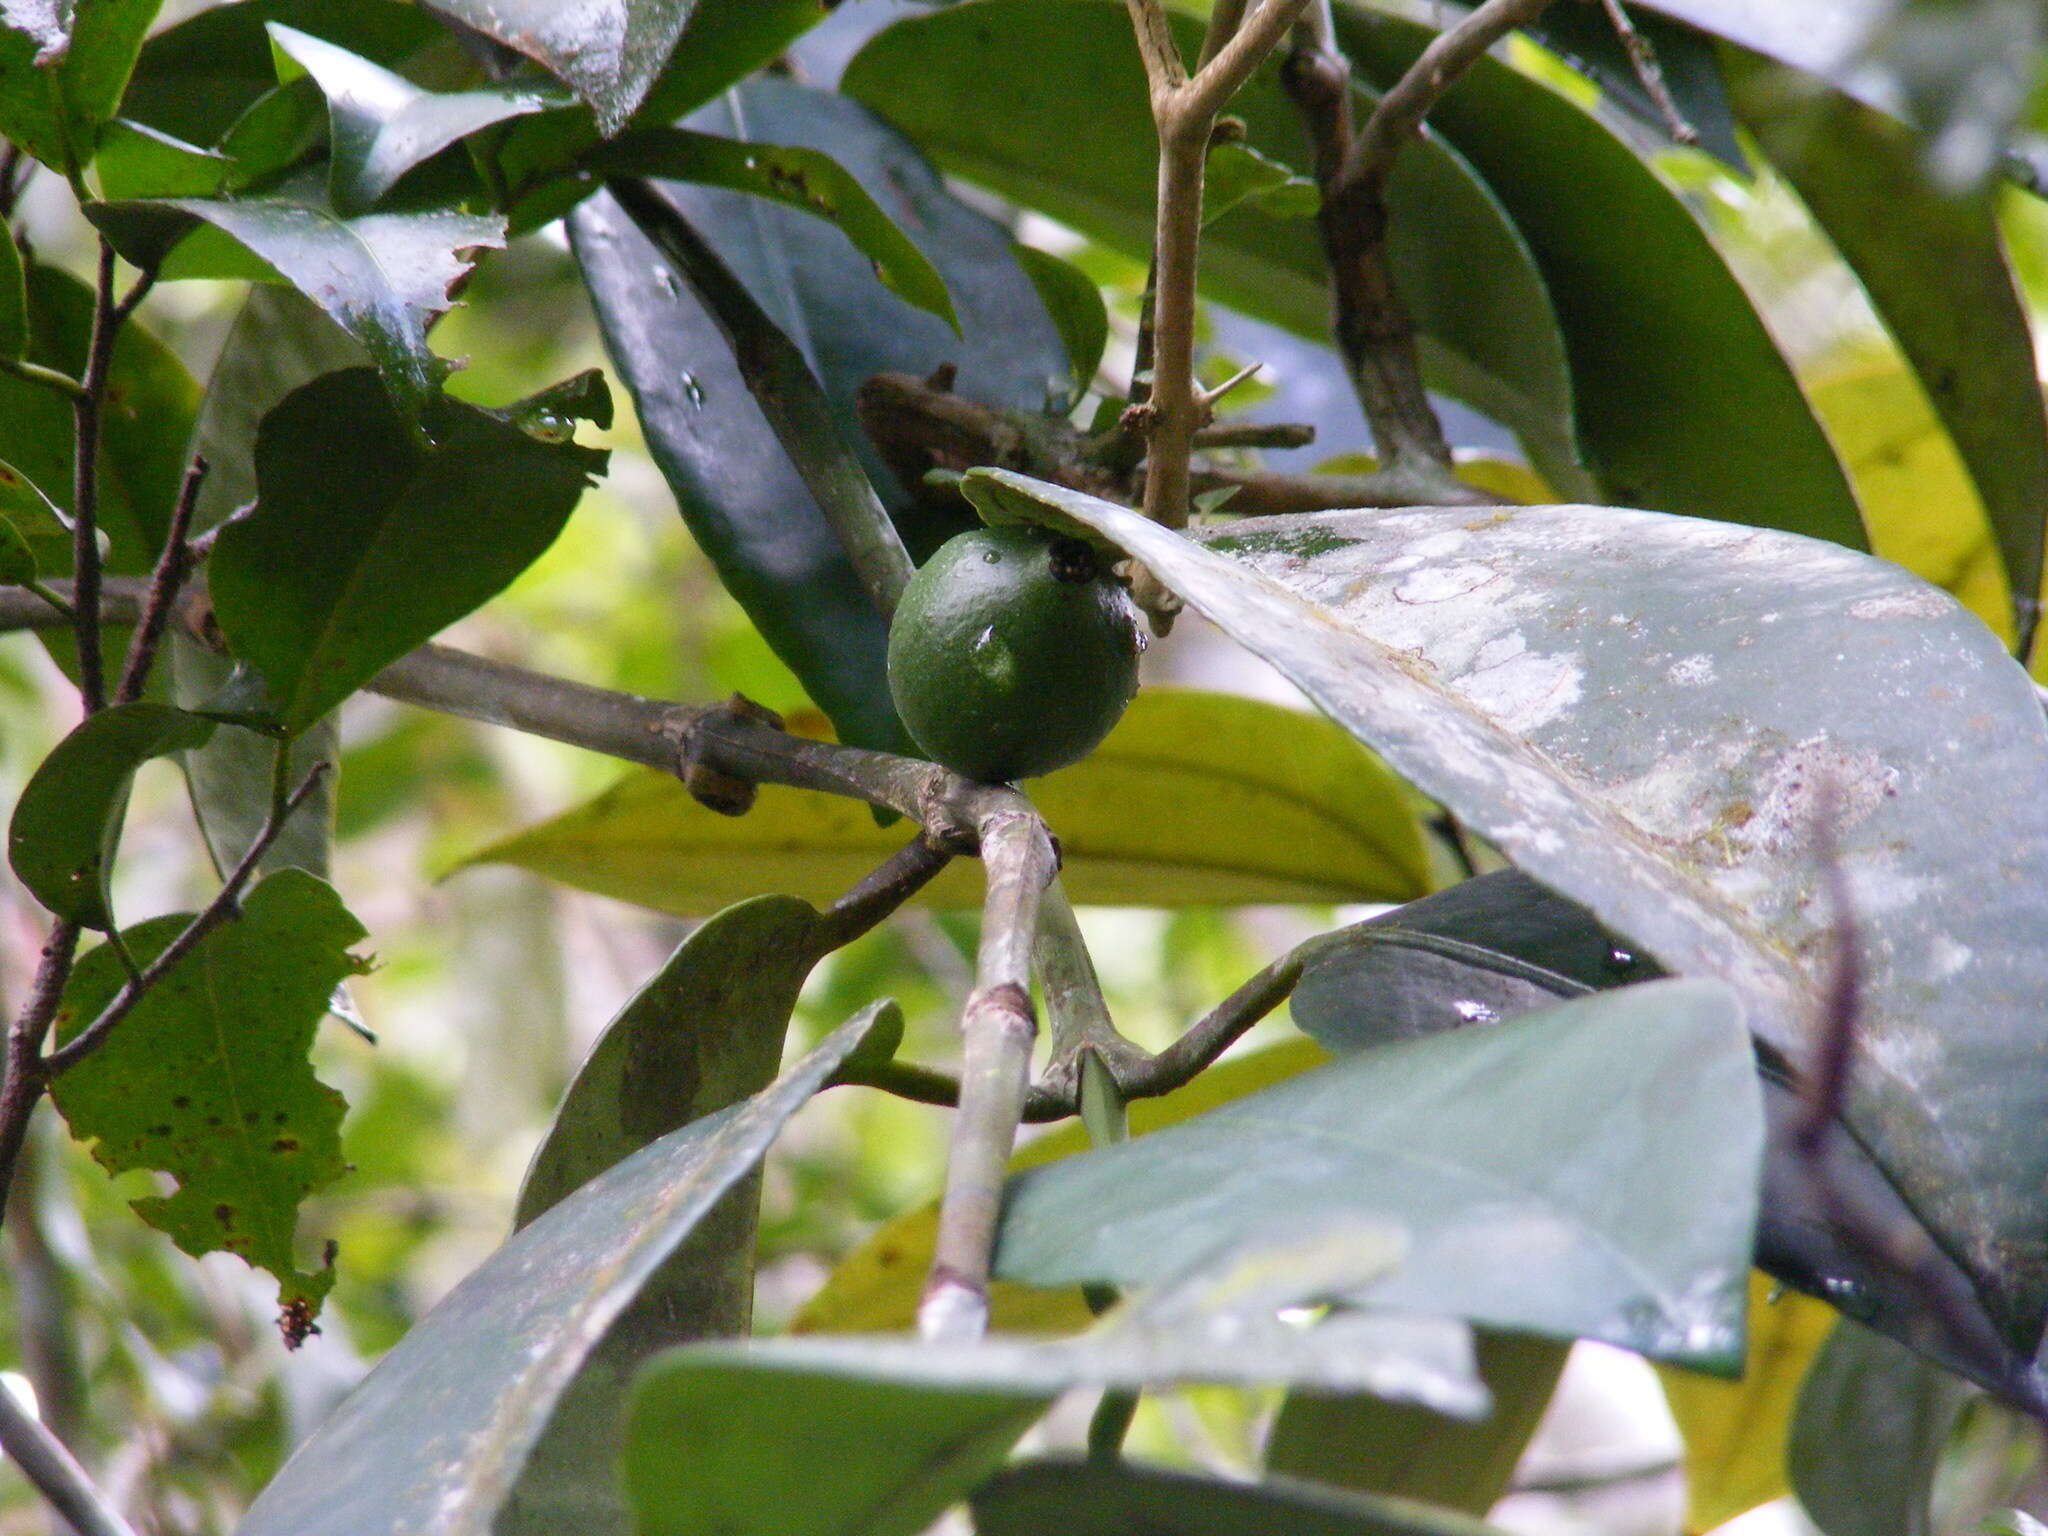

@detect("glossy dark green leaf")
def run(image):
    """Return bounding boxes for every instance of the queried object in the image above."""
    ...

[998,979,1763,1368]
[625,1349,1047,1536]
[0,0,156,171]
[8,703,218,929]
[415,0,687,136]
[1336,7,1865,542]
[502,896,840,1536]
[121,0,445,148]
[570,77,1070,747]
[1011,243,1108,402]
[88,193,504,413]
[973,1459,1509,1536]
[981,470,2048,1356]
[1288,871,2043,1405]
[1734,55,2048,647]
[1527,4,1744,165]
[844,0,1578,470]
[93,117,232,199]
[49,870,364,1314]
[0,216,22,361]
[235,1004,889,1536]
[267,23,571,215]
[590,127,957,329]
[172,287,364,881]
[1267,1330,1567,1516]
[208,368,604,735]
[1788,1321,1973,1536]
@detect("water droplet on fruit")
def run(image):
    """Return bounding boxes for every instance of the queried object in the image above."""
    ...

[1452,999,1498,1024]
[1605,945,1637,973]
[680,372,705,408]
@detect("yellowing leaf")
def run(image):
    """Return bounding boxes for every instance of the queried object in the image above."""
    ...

[1657,1273,1838,1534]
[461,691,1431,913]
[791,1038,1329,1337]
[1805,361,2013,643]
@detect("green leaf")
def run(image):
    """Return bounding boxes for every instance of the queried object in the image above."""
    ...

[171,287,366,882]
[1011,242,1109,402]
[8,703,219,929]
[119,0,445,149]
[589,127,958,330]
[972,1458,1510,1536]
[464,689,1431,912]
[1335,5,1866,541]
[631,1237,1484,1536]
[997,980,1761,1368]
[502,895,840,1536]
[0,215,22,361]
[265,23,570,215]
[792,1038,1332,1338]
[1734,56,2048,648]
[415,0,688,136]
[0,516,34,584]
[87,193,505,414]
[625,1349,1047,1536]
[234,1004,889,1536]
[1266,1331,1569,1515]
[0,264,198,575]
[208,367,606,736]
[571,78,1072,748]
[0,457,78,574]
[1204,139,1320,223]
[983,469,2048,1356]
[1290,871,2042,1403]
[1788,1321,1974,1536]
[48,869,364,1314]
[844,0,1579,473]
[92,117,232,199]
[0,0,157,172]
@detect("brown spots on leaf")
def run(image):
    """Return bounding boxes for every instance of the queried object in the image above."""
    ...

[214,1203,235,1230]
[271,1137,299,1154]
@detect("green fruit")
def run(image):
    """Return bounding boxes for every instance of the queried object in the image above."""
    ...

[887,525,1145,782]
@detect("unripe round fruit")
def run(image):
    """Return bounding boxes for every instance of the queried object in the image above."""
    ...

[887,525,1145,782]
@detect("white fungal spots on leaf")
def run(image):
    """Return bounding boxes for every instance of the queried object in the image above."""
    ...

[1666,654,1716,687]
[1850,588,1951,621]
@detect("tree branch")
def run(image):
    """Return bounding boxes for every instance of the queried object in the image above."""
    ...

[1124,0,1312,532]
[920,807,1059,1341]
[113,455,206,707]
[0,1382,137,1536]
[1347,0,1555,194]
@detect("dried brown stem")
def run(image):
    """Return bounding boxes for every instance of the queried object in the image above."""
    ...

[113,455,207,706]
[1284,0,1550,495]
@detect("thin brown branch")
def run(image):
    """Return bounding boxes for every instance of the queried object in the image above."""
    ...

[1197,0,1251,69]
[1191,421,1315,450]
[45,764,330,1078]
[817,837,955,951]
[1348,0,1555,193]
[1596,0,1699,146]
[113,455,207,706]
[1124,0,1312,531]
[0,922,81,1230]
[921,808,1059,1341]
[0,1381,137,1536]
[67,241,121,715]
